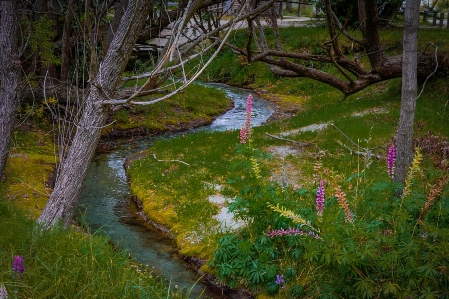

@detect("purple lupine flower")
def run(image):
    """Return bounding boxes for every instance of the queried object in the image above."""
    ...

[388,143,396,179]
[266,228,320,239]
[239,94,253,144]
[0,284,8,299]
[315,179,325,217]
[275,274,286,288]
[13,256,24,279]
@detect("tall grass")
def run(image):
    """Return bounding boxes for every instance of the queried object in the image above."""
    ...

[0,200,182,298]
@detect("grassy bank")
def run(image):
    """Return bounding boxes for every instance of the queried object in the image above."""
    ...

[103,81,231,136]
[0,201,179,298]
[0,139,180,298]
[127,25,449,298]
[0,83,232,298]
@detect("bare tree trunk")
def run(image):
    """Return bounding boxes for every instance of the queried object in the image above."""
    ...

[38,0,154,228]
[394,0,420,184]
[0,0,21,179]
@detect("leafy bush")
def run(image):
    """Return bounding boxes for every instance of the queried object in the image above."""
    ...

[211,133,449,298]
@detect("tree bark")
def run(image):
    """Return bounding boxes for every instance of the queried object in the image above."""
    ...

[38,0,154,228]
[394,0,420,184]
[0,0,21,179]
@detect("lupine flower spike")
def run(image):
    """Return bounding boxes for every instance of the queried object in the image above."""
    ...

[239,94,253,144]
[315,179,325,217]
[0,284,8,299]
[401,147,422,200]
[268,203,320,233]
[275,274,286,288]
[334,185,354,223]
[13,255,24,279]
[250,157,261,179]
[387,143,396,179]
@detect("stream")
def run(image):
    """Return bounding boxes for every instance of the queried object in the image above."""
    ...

[76,84,274,298]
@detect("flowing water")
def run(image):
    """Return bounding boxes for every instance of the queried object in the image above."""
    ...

[76,84,274,298]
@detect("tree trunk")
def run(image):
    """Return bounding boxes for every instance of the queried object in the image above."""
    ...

[394,0,420,184]
[0,0,21,179]
[38,0,154,228]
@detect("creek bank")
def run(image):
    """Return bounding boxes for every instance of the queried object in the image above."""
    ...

[94,84,288,299]
[97,101,234,152]
[130,195,255,299]
[118,86,288,298]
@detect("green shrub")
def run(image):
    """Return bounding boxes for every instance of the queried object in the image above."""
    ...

[210,133,449,298]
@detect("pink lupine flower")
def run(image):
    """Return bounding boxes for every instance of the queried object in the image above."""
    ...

[239,94,253,144]
[388,143,396,179]
[334,186,354,223]
[315,179,325,217]
[239,125,247,144]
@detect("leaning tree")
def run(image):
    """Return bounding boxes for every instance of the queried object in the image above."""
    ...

[36,0,276,228]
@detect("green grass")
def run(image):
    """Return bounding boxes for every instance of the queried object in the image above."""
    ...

[0,200,182,298]
[127,25,449,296]
[200,25,449,95]
[104,83,231,135]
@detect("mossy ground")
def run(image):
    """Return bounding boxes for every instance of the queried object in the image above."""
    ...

[0,128,55,219]
[104,82,231,136]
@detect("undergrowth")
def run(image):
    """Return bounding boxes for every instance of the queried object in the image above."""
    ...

[0,200,184,298]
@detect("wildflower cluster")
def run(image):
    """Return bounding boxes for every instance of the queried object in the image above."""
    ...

[239,94,253,144]
[275,274,286,289]
[315,179,325,217]
[266,228,320,239]
[13,256,24,279]
[387,143,396,179]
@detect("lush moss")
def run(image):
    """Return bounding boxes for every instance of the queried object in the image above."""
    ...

[104,83,231,135]
[0,131,55,219]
